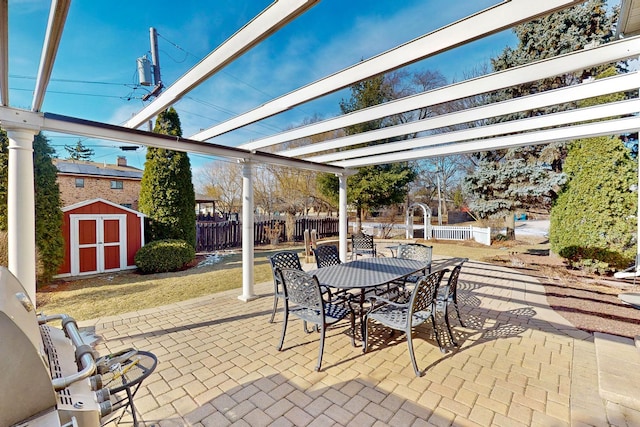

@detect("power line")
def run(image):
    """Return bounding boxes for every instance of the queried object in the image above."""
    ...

[9,74,132,87]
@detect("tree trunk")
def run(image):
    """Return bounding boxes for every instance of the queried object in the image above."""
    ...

[505,213,516,240]
[355,206,363,234]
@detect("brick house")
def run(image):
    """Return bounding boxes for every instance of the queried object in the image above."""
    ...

[54,156,143,210]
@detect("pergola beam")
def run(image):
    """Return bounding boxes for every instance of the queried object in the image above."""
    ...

[284,72,639,160]
[123,0,320,130]
[250,37,640,154]
[309,99,640,163]
[31,0,71,112]
[0,106,350,175]
[192,0,583,142]
[331,117,640,167]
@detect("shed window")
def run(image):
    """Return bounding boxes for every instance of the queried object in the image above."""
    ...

[110,180,123,190]
[75,178,84,188]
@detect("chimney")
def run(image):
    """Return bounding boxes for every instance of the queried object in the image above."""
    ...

[117,156,127,167]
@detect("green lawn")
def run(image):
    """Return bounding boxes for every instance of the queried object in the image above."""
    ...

[36,237,549,321]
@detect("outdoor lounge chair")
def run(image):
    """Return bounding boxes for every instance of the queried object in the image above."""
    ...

[276,268,356,371]
[351,233,377,260]
[436,259,467,346]
[364,269,447,377]
[313,244,342,268]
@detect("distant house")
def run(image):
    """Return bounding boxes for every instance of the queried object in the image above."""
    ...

[54,156,143,210]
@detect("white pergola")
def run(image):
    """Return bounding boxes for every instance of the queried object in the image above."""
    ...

[2,0,640,304]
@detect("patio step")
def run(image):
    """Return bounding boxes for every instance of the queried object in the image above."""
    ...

[594,332,640,414]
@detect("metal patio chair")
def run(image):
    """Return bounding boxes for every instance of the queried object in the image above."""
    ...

[396,243,433,282]
[364,269,447,377]
[436,259,468,346]
[351,233,377,260]
[276,268,356,371]
[313,244,342,269]
[267,251,303,323]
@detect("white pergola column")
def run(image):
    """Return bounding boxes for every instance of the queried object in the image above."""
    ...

[6,128,38,303]
[338,174,348,262]
[239,159,256,302]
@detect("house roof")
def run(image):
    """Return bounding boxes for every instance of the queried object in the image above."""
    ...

[53,159,143,180]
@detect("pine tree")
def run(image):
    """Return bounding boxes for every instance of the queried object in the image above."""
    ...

[139,108,196,248]
[317,74,416,232]
[464,158,566,238]
[464,0,620,237]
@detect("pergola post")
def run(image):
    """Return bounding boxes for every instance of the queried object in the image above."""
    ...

[6,127,38,303]
[239,159,257,302]
[338,174,348,262]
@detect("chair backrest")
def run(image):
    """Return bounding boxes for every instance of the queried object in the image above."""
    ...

[352,233,374,249]
[397,243,432,263]
[410,270,446,317]
[278,269,323,312]
[269,252,303,290]
[313,245,341,268]
[445,259,467,300]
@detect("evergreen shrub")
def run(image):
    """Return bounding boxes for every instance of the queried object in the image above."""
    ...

[135,239,195,274]
[550,136,637,273]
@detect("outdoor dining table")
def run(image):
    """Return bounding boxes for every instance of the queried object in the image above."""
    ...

[308,257,430,342]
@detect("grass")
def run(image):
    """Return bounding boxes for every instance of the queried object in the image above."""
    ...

[36,237,550,322]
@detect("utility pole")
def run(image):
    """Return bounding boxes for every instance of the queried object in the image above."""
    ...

[137,27,164,131]
[142,27,163,102]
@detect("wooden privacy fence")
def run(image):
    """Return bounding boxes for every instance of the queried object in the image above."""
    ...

[196,217,339,252]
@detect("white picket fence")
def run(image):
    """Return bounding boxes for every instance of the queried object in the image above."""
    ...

[430,225,491,246]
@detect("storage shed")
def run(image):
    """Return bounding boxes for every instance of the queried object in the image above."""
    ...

[57,198,145,277]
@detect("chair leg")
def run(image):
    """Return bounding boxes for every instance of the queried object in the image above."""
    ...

[303,321,315,334]
[453,301,465,327]
[363,316,370,352]
[316,324,326,372]
[406,329,421,377]
[349,310,356,347]
[277,312,288,351]
[269,295,279,323]
[430,314,446,353]
[443,306,457,346]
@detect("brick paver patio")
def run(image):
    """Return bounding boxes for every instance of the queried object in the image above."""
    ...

[87,258,624,426]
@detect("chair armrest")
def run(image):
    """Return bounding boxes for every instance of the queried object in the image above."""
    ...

[368,294,408,308]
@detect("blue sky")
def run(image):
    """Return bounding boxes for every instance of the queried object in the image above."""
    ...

[7,0,517,170]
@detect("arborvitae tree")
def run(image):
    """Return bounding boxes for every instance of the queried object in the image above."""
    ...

[550,136,637,271]
[64,140,95,161]
[317,74,417,232]
[33,133,64,282]
[139,108,196,248]
[0,130,63,282]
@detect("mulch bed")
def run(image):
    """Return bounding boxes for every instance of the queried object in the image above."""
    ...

[496,253,640,339]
